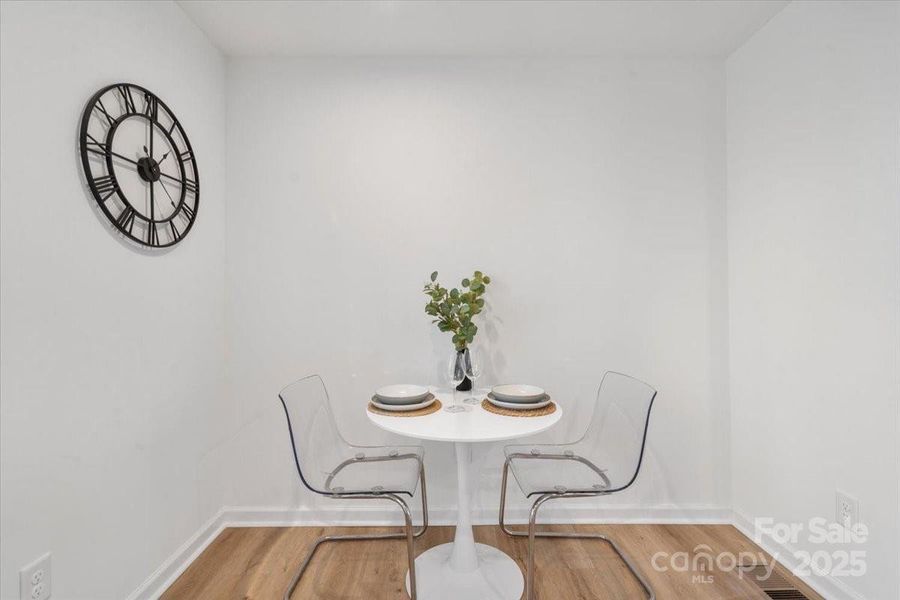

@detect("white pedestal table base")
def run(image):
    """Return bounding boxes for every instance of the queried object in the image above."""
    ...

[404,442,524,599]
[405,542,524,600]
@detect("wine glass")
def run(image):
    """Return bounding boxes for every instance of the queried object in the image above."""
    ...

[463,347,483,404]
[445,350,467,413]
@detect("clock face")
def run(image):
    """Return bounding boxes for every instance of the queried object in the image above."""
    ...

[79,83,199,247]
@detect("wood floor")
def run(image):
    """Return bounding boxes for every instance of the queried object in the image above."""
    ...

[162,524,823,600]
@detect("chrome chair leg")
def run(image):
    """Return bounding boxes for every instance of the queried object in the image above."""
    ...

[414,461,429,538]
[399,494,417,599]
[499,459,655,600]
[285,466,429,600]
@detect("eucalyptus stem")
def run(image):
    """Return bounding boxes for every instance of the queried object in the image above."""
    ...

[423,270,491,351]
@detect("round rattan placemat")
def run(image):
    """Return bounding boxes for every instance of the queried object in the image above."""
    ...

[481,397,557,417]
[368,395,442,417]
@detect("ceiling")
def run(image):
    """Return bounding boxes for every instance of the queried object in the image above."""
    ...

[178,0,788,58]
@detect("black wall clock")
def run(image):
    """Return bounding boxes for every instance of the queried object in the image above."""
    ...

[79,83,199,248]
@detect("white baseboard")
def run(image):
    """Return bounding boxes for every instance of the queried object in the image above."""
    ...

[222,503,733,527]
[125,509,228,600]
[732,510,867,600]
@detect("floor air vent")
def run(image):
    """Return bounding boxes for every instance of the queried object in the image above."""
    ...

[764,592,810,600]
[740,564,811,600]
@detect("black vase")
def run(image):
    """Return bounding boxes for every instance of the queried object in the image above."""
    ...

[454,348,473,391]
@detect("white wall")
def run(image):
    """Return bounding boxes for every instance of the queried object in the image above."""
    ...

[224,58,731,519]
[0,2,228,599]
[727,2,900,599]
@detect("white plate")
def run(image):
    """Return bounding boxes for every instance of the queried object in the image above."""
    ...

[371,395,436,412]
[491,384,546,403]
[375,384,430,405]
[487,394,552,410]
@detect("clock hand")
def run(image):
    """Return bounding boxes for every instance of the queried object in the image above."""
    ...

[155,169,183,186]
[150,151,182,194]
[88,146,185,186]
[139,146,156,223]
[87,146,140,167]
[143,146,170,166]
[149,170,155,222]
[158,177,178,209]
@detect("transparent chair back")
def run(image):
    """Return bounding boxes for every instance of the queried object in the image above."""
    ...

[584,371,656,492]
[278,375,422,496]
[505,371,656,496]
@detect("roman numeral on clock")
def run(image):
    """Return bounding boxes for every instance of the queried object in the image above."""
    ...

[85,134,109,156]
[116,84,136,113]
[143,93,158,121]
[94,99,116,126]
[92,175,118,202]
[179,203,195,222]
[116,206,136,233]
[148,222,159,247]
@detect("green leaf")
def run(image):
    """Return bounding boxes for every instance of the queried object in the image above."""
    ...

[425,268,489,345]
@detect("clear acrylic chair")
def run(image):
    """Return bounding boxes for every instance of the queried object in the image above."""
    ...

[278,375,428,600]
[499,371,657,600]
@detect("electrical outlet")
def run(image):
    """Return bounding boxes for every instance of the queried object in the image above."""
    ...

[836,490,859,530]
[19,553,50,600]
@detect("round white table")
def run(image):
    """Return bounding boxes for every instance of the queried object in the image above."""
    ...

[367,388,562,600]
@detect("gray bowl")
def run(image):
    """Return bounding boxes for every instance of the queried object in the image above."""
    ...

[374,384,431,405]
[487,392,548,404]
[374,394,430,406]
[491,384,547,403]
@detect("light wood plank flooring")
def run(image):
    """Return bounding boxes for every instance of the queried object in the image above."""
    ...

[162,524,823,599]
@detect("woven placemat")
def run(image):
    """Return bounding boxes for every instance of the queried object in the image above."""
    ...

[368,395,442,417]
[481,397,557,417]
